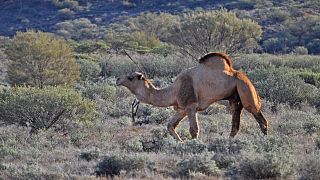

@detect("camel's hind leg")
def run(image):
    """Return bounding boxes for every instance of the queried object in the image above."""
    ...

[167,110,186,142]
[253,112,268,135]
[229,99,243,138]
[235,72,269,135]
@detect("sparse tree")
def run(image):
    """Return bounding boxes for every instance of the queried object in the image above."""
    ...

[169,10,262,59]
[126,12,179,41]
[5,30,80,88]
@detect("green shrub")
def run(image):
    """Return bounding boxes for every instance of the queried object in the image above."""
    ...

[78,82,116,102]
[240,152,295,179]
[125,137,144,152]
[107,54,194,78]
[212,153,236,169]
[0,86,97,133]
[293,46,308,55]
[177,155,220,176]
[147,107,173,124]
[58,8,75,19]
[299,154,320,180]
[76,58,101,81]
[247,67,319,107]
[208,137,249,154]
[72,40,109,54]
[79,148,100,161]
[96,154,147,177]
[165,139,207,155]
[140,128,170,152]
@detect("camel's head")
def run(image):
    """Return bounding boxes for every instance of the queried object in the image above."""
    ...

[116,72,147,91]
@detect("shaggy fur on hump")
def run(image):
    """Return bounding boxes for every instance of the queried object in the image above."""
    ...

[198,52,233,67]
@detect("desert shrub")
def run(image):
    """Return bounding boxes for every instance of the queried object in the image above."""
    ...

[208,137,250,154]
[164,139,207,155]
[58,8,75,19]
[1,163,65,180]
[79,148,100,161]
[5,30,80,88]
[240,151,295,179]
[125,137,143,152]
[302,117,320,134]
[76,58,101,81]
[169,9,262,57]
[96,154,148,177]
[107,54,194,78]
[0,86,97,133]
[268,9,290,22]
[140,128,170,152]
[293,46,308,55]
[297,71,320,88]
[234,54,320,73]
[78,82,116,102]
[177,155,220,177]
[125,12,179,41]
[72,40,109,54]
[298,153,320,180]
[146,107,173,124]
[247,67,319,107]
[52,0,83,11]
[212,153,237,169]
[56,18,101,40]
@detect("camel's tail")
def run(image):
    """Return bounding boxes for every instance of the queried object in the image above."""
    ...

[235,72,261,114]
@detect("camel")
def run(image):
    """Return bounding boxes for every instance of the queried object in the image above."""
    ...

[116,52,269,142]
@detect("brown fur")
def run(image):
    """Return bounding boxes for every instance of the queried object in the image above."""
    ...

[116,53,269,142]
[199,52,233,67]
[177,75,197,107]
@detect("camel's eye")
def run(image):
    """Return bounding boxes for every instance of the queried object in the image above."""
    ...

[127,76,134,81]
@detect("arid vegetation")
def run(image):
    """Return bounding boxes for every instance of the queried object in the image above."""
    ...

[0,1,320,179]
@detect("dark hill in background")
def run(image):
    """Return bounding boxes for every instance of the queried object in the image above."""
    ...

[0,0,225,36]
[1,0,320,54]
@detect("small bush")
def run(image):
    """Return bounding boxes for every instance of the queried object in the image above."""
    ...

[76,58,101,81]
[208,137,249,154]
[58,8,75,19]
[299,154,320,180]
[147,107,173,124]
[96,154,147,177]
[247,67,319,107]
[240,152,295,179]
[293,46,309,55]
[0,86,97,133]
[177,155,220,177]
[212,153,236,169]
[79,148,100,161]
[165,139,207,155]
[125,137,143,152]
[79,82,116,102]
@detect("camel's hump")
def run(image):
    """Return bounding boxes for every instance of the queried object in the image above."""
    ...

[199,52,233,67]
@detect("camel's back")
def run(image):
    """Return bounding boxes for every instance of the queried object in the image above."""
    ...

[198,52,233,71]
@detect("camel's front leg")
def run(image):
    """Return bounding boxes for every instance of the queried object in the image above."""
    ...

[229,99,243,138]
[167,110,186,142]
[186,106,199,139]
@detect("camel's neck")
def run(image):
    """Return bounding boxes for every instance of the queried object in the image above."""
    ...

[134,81,176,107]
